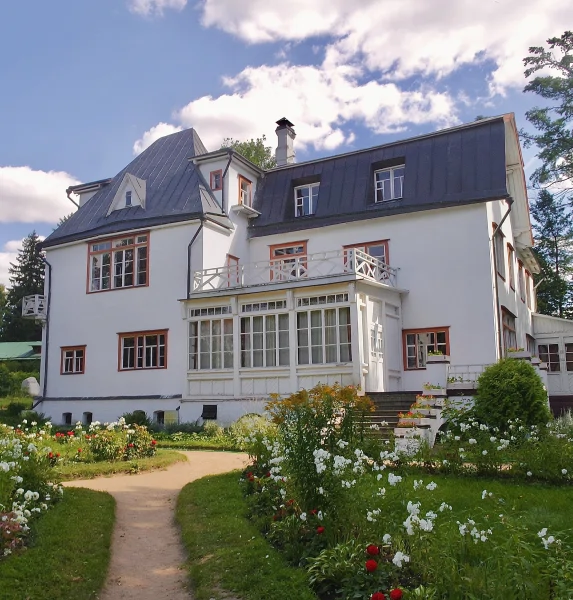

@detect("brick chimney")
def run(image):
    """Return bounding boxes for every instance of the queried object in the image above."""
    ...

[275,118,296,166]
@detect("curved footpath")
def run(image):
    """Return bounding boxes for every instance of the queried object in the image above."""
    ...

[64,451,248,600]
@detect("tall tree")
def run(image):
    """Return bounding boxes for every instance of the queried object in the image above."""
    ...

[221,135,276,170]
[530,189,573,317]
[521,31,573,194]
[1,232,45,342]
[0,284,6,336]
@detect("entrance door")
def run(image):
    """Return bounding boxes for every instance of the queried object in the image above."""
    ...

[368,301,385,392]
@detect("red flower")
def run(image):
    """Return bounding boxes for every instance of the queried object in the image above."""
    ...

[56,453,60,458]
[366,544,380,556]
[316,526,325,534]
[266,471,271,477]
[151,440,157,446]
[77,448,82,453]
[389,590,403,600]
[371,593,386,600]
[48,452,53,459]
[310,509,318,515]
[365,559,378,573]
[128,443,134,448]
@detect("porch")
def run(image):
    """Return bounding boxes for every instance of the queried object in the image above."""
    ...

[191,248,398,294]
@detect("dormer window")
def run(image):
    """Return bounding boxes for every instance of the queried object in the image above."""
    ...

[239,175,252,207]
[294,183,319,217]
[374,166,404,202]
[125,191,132,206]
[210,170,222,191]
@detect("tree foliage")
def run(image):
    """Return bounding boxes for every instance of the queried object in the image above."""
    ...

[0,284,6,333]
[530,189,573,317]
[521,31,573,194]
[473,359,551,430]
[221,135,276,170]
[0,232,45,342]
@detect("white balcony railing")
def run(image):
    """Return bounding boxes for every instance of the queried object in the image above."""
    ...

[22,295,47,320]
[192,249,397,293]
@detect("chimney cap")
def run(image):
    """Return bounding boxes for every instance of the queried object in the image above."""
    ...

[276,117,295,129]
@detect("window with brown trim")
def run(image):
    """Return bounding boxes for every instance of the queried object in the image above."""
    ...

[507,244,515,290]
[88,233,148,293]
[539,343,560,372]
[525,270,532,309]
[269,241,307,281]
[119,330,167,371]
[403,327,450,370]
[343,240,389,266]
[492,224,505,280]
[210,170,222,191]
[226,254,240,287]
[61,346,86,375]
[518,261,526,302]
[526,334,536,356]
[501,307,517,353]
[238,175,252,207]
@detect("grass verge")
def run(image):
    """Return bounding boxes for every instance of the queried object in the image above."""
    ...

[157,439,239,451]
[177,471,318,600]
[0,488,114,600]
[55,449,187,480]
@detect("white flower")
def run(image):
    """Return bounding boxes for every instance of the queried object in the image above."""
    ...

[538,528,548,538]
[562,469,568,475]
[438,502,452,512]
[383,534,392,544]
[300,512,307,521]
[392,551,410,568]
[388,473,402,486]
[469,438,477,445]
[527,471,532,477]
[482,450,488,455]
[426,481,437,491]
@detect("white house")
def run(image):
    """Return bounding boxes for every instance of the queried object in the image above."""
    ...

[26,114,573,426]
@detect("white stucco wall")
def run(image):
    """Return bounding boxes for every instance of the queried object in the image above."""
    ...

[40,221,201,423]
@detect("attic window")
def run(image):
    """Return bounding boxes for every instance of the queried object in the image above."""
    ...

[239,176,252,207]
[294,183,319,217]
[210,170,222,191]
[125,191,132,206]
[374,166,404,202]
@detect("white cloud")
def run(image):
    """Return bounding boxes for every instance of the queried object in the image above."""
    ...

[173,63,457,152]
[199,0,572,92]
[133,122,183,155]
[128,0,187,16]
[0,237,45,288]
[0,167,80,224]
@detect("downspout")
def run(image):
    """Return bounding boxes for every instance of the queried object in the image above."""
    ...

[66,188,79,208]
[491,197,514,359]
[187,219,204,299]
[33,257,52,409]
[220,151,233,214]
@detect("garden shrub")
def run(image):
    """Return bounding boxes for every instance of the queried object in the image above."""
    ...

[121,410,152,428]
[0,365,40,397]
[473,358,551,429]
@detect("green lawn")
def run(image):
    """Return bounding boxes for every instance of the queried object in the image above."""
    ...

[0,488,114,600]
[55,449,187,480]
[157,438,239,451]
[177,471,318,600]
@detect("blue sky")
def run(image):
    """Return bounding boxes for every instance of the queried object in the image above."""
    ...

[0,0,570,285]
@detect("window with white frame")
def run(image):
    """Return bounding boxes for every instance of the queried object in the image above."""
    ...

[125,191,132,206]
[188,319,233,370]
[270,241,307,280]
[89,234,148,292]
[61,346,86,374]
[374,166,404,202]
[297,307,352,365]
[241,314,289,367]
[565,343,573,371]
[239,175,252,207]
[539,343,560,372]
[403,328,449,370]
[294,183,319,217]
[501,308,517,353]
[119,331,167,370]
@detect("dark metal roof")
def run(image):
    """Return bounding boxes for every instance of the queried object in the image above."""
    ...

[249,116,509,237]
[42,128,229,248]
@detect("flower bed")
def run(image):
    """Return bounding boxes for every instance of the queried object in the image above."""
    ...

[239,384,573,599]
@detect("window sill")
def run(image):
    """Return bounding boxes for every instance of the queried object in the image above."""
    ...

[61,372,85,376]
[119,367,167,372]
[231,204,260,218]
[88,283,148,294]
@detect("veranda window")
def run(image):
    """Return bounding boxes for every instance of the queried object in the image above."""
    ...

[539,343,560,372]
[89,233,148,292]
[241,314,289,367]
[188,319,233,370]
[296,307,352,365]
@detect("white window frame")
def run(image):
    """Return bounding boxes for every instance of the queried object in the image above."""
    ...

[294,183,319,217]
[539,343,560,372]
[374,166,404,203]
[240,313,289,368]
[404,329,449,370]
[61,346,85,375]
[125,190,132,206]
[239,176,252,207]
[296,307,352,365]
[188,318,233,370]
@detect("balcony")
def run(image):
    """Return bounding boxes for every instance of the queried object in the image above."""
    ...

[192,249,398,294]
[22,295,47,321]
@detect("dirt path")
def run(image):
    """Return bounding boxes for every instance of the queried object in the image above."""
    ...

[64,451,248,600]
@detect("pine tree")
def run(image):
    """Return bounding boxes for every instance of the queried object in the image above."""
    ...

[530,190,573,317]
[0,284,6,335]
[1,232,45,342]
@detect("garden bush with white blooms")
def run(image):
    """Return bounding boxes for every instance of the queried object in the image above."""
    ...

[0,422,63,557]
[240,384,573,599]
